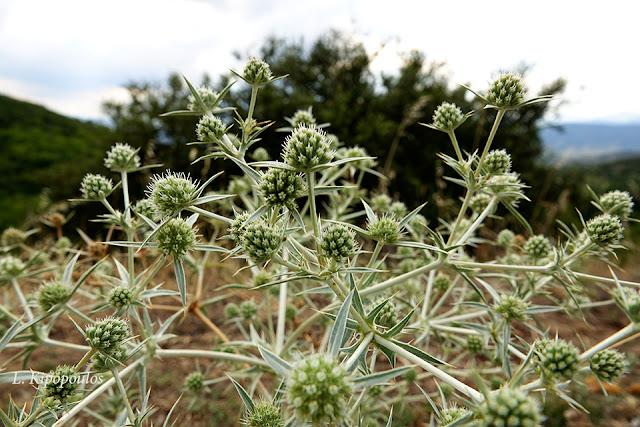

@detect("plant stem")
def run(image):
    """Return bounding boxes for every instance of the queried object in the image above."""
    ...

[11,279,33,321]
[473,109,505,180]
[579,323,639,361]
[156,349,270,367]
[345,333,374,371]
[275,282,288,354]
[121,171,135,288]
[447,130,463,162]
[361,259,443,297]
[65,303,96,324]
[111,367,136,422]
[74,349,96,371]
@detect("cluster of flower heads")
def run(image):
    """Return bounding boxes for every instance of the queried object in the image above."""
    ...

[282,125,334,171]
[155,217,198,259]
[236,219,283,264]
[259,168,306,210]
[534,338,580,381]
[320,223,357,261]
[147,171,199,219]
[475,386,541,426]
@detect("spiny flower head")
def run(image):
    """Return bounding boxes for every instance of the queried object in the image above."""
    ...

[133,198,157,222]
[43,365,79,404]
[433,273,451,292]
[470,193,491,213]
[243,57,273,86]
[147,171,199,219]
[109,286,133,309]
[289,108,316,128]
[188,86,219,111]
[104,142,140,172]
[225,303,240,318]
[38,281,71,312]
[243,400,283,427]
[466,335,484,354]
[321,223,357,261]
[484,149,512,174]
[390,201,408,218]
[85,316,129,356]
[590,349,626,383]
[196,115,227,142]
[259,168,306,210]
[154,217,197,259]
[185,371,206,393]
[486,172,525,204]
[586,213,623,246]
[286,354,352,425]
[367,214,403,244]
[283,125,334,171]
[252,147,270,162]
[80,174,113,200]
[599,190,634,219]
[240,300,258,320]
[494,294,528,323]
[91,345,127,372]
[496,229,515,248]
[370,194,392,213]
[486,73,525,108]
[524,235,553,259]
[535,338,580,380]
[475,386,541,427]
[339,145,375,169]
[431,102,464,131]
[371,298,397,328]
[625,289,640,322]
[241,220,283,263]
[0,255,25,278]
[1,227,27,247]
[229,211,251,244]
[440,404,470,425]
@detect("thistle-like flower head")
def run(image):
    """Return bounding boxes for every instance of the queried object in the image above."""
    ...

[599,190,634,219]
[188,86,219,111]
[524,235,552,259]
[475,386,541,427]
[240,300,258,320]
[321,223,357,261]
[154,217,197,259]
[494,294,528,323]
[283,125,334,171]
[241,220,283,263]
[590,349,626,383]
[466,335,484,354]
[196,115,227,142]
[367,215,403,244]
[38,281,71,312]
[147,171,199,219]
[109,286,133,309]
[104,142,140,172]
[534,338,580,381]
[259,168,306,210]
[243,57,273,86]
[586,213,623,246]
[243,400,283,427]
[43,365,79,404]
[229,211,251,244]
[431,102,464,131]
[0,255,25,279]
[288,107,317,128]
[484,149,512,175]
[486,73,525,108]
[80,174,113,200]
[1,227,27,247]
[185,371,206,393]
[85,316,129,356]
[440,404,470,425]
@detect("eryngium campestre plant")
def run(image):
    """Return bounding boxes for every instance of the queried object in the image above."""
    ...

[85,317,129,356]
[283,125,334,171]
[431,102,464,131]
[599,190,634,218]
[494,295,528,323]
[43,365,79,404]
[286,354,352,425]
[288,107,316,128]
[91,345,127,372]
[196,115,227,142]
[243,401,284,427]
[188,86,219,111]
[154,217,197,259]
[1,227,27,246]
[104,142,140,172]
[80,174,113,200]
[590,349,626,383]
[109,286,133,309]
[367,215,403,243]
[475,386,541,426]
[484,149,512,174]
[38,281,71,312]
[185,371,206,393]
[147,171,198,219]
[440,405,470,425]
[229,211,251,243]
[259,168,306,210]
[586,213,623,245]
[486,73,525,108]
[466,335,484,354]
[0,254,25,278]
[243,57,273,86]
[241,220,282,263]
[524,235,553,259]
[535,338,580,381]
[320,223,357,261]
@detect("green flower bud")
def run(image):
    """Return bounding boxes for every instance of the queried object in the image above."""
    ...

[85,316,129,356]
[370,194,392,213]
[1,227,27,247]
[286,304,297,320]
[185,371,206,393]
[625,290,640,322]
[283,125,334,171]
[289,108,316,128]
[259,168,306,210]
[104,143,140,172]
[286,354,352,425]
[252,147,271,162]
[243,57,273,86]
[599,190,634,218]
[524,235,552,259]
[147,171,198,219]
[133,198,157,221]
[340,145,374,169]
[80,174,113,200]
[496,229,515,248]
[390,201,408,218]
[196,115,227,142]
[225,303,240,318]
[590,349,626,383]
[484,149,512,174]
[43,365,79,404]
[433,273,452,292]
[440,405,470,426]
[240,300,258,320]
[535,338,580,381]
[188,86,219,111]
[91,345,127,372]
[38,281,71,312]
[466,335,484,354]
[486,73,525,108]
[371,298,397,328]
[367,215,403,244]
[586,213,623,246]
[109,286,133,309]
[321,224,357,261]
[241,220,282,263]
[229,211,251,244]
[431,102,464,131]
[0,255,25,278]
[243,400,283,427]
[469,193,491,213]
[403,367,417,383]
[56,237,72,250]
[494,295,528,323]
[475,386,541,427]
[155,217,197,259]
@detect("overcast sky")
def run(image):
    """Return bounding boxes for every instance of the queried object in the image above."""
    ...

[1,0,639,124]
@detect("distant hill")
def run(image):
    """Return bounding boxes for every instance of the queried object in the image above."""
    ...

[541,123,640,163]
[0,94,114,229]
